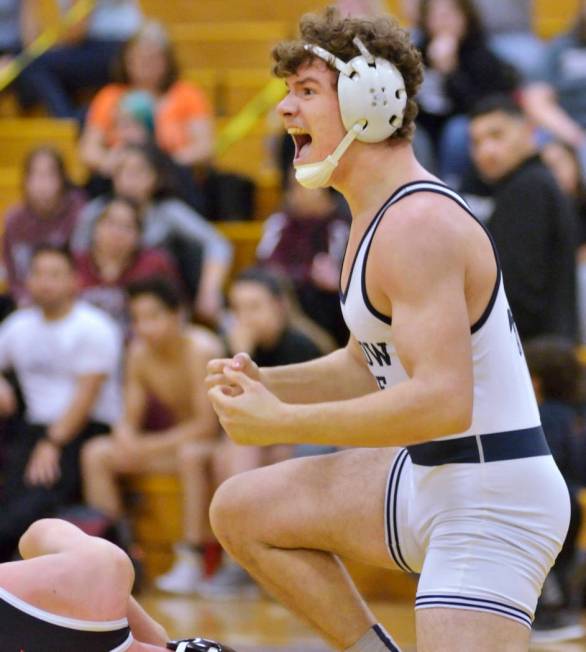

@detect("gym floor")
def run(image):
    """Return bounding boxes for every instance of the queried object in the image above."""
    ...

[142,592,586,651]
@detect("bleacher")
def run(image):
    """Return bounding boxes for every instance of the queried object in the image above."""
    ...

[0,0,583,596]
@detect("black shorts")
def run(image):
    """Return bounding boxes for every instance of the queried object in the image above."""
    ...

[0,586,132,651]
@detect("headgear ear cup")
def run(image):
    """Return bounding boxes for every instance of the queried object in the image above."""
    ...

[294,37,407,188]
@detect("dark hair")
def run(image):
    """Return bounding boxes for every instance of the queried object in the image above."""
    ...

[95,195,143,231]
[30,243,75,269]
[418,0,484,43]
[114,23,179,93]
[524,336,582,402]
[126,276,183,312]
[23,146,72,197]
[469,94,524,121]
[234,267,286,299]
[272,6,423,142]
[116,143,178,199]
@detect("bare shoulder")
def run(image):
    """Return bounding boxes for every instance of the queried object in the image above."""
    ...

[187,326,226,361]
[374,192,473,271]
[127,338,149,368]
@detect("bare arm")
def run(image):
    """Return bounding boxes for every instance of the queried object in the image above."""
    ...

[47,373,106,445]
[20,0,41,46]
[211,202,474,447]
[79,125,121,176]
[261,337,378,402]
[127,597,168,646]
[139,336,222,457]
[173,117,215,166]
[521,83,586,148]
[115,343,148,436]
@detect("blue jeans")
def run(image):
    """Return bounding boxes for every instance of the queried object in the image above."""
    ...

[18,39,123,121]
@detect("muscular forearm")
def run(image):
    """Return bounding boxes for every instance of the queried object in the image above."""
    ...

[279,376,470,447]
[261,347,378,403]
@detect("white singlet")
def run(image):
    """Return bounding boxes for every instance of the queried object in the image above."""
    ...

[339,179,570,629]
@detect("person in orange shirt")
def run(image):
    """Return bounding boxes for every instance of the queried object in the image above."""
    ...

[79,21,214,180]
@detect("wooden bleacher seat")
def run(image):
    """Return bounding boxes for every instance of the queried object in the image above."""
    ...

[169,22,289,71]
[534,0,579,39]
[0,118,84,182]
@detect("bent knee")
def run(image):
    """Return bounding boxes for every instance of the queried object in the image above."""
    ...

[81,435,114,467]
[209,471,264,547]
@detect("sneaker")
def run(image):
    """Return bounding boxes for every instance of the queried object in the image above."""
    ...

[166,637,237,651]
[155,544,204,595]
[531,609,586,644]
[195,562,260,600]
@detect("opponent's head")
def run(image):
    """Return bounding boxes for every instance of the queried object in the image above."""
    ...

[274,7,423,188]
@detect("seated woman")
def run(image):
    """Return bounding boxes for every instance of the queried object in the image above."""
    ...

[72,144,232,326]
[76,196,180,333]
[414,0,518,183]
[79,21,213,187]
[3,146,86,305]
[0,518,236,651]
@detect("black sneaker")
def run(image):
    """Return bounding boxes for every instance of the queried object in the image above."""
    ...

[166,638,238,651]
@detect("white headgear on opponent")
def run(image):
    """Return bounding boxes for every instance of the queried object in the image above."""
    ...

[294,36,407,189]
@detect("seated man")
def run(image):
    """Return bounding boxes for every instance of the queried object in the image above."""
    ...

[0,518,235,651]
[82,277,223,590]
[0,244,122,562]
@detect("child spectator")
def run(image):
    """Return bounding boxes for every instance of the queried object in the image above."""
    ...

[3,147,86,305]
[525,336,585,644]
[256,173,350,346]
[76,196,180,332]
[72,144,232,326]
[81,277,223,592]
[79,21,213,180]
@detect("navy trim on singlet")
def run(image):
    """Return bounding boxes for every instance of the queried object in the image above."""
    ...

[344,180,502,333]
[407,425,549,466]
[0,592,132,652]
[339,180,429,304]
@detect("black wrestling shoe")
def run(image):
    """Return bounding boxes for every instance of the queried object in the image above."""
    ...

[167,638,237,651]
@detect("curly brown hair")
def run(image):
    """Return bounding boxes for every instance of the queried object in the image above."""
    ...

[272,6,423,141]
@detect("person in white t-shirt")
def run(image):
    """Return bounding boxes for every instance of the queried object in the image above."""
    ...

[0,244,122,562]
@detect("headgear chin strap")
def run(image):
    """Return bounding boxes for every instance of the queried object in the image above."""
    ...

[294,36,407,189]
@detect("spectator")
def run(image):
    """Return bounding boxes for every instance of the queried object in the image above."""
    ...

[468,95,578,341]
[17,0,142,121]
[521,1,586,152]
[0,245,121,562]
[81,277,223,594]
[525,336,585,644]
[415,0,518,185]
[3,146,86,305]
[75,196,180,332]
[186,268,325,599]
[79,21,213,181]
[72,144,232,325]
[542,140,586,343]
[469,1,545,83]
[256,173,350,345]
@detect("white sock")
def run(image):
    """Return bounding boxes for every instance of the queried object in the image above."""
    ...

[345,624,402,652]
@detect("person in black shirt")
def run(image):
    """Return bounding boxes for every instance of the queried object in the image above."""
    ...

[468,94,578,342]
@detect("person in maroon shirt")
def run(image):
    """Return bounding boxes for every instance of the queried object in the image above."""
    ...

[75,196,180,332]
[2,146,86,305]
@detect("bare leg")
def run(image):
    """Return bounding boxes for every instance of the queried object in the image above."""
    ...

[178,441,218,545]
[81,436,124,519]
[416,609,530,652]
[210,448,400,649]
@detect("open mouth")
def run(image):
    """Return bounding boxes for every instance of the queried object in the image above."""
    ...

[288,129,312,161]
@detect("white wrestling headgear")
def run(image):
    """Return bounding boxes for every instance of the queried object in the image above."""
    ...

[294,36,407,189]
